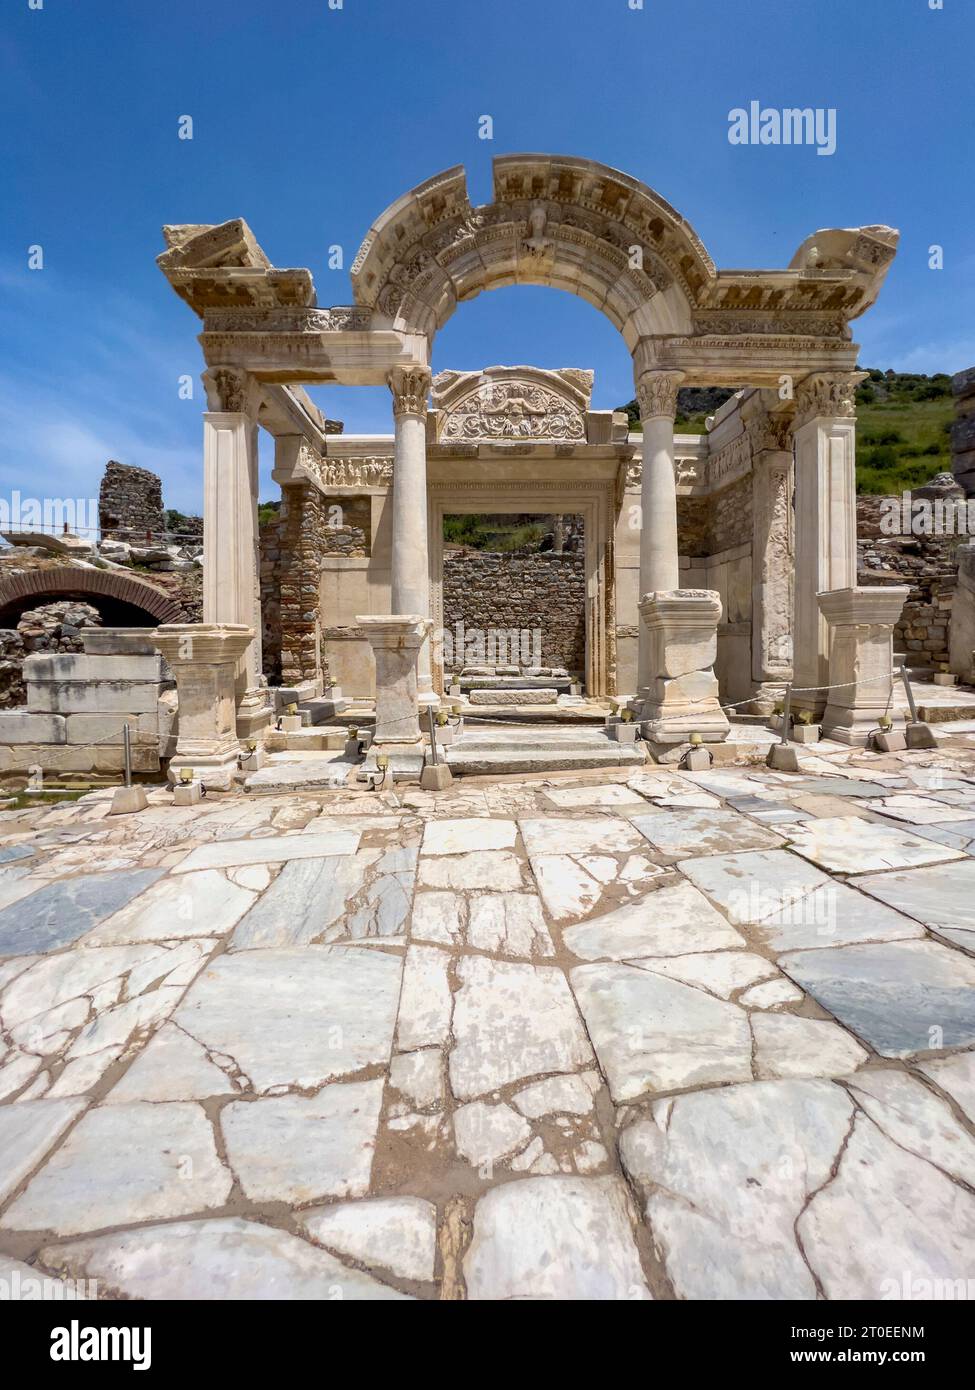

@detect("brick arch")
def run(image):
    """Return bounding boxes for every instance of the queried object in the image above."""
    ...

[0,567,185,624]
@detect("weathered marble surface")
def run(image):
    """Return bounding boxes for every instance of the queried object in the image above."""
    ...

[1,742,974,1301]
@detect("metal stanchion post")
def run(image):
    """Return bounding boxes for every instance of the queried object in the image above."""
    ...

[899,665,938,749]
[110,723,148,815]
[766,683,801,771]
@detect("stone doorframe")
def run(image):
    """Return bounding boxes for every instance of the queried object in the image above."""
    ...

[427,481,617,699]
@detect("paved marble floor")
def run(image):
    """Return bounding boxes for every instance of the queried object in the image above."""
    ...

[1,735,974,1301]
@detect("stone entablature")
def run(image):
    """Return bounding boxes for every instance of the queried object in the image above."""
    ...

[431,367,599,444]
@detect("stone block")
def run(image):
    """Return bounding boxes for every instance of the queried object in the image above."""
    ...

[766,743,802,772]
[27,680,166,715]
[82,628,160,656]
[608,722,639,743]
[790,724,821,744]
[64,714,159,746]
[683,747,713,770]
[420,763,453,791]
[872,730,907,752]
[905,722,938,750]
[109,785,149,816]
[0,711,67,745]
[468,689,558,705]
[174,781,204,806]
[23,652,167,682]
[653,671,719,704]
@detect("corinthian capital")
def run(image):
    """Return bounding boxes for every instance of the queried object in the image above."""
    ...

[792,371,868,430]
[745,405,794,455]
[387,365,432,418]
[635,370,685,422]
[202,366,262,416]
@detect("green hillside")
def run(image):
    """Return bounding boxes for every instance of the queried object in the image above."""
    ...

[616,370,955,495]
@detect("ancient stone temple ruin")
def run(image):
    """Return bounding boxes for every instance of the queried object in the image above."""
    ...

[125,157,910,776]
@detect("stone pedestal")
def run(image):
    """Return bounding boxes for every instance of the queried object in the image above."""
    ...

[152,624,253,789]
[637,590,731,749]
[818,587,910,746]
[357,614,431,780]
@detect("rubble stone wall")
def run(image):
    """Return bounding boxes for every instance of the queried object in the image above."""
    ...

[857,494,964,671]
[99,461,166,541]
[442,548,587,674]
[952,368,975,497]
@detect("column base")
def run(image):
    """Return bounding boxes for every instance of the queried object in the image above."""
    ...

[167,747,242,791]
[818,586,910,749]
[744,681,790,717]
[821,711,905,748]
[636,590,731,746]
[236,701,273,741]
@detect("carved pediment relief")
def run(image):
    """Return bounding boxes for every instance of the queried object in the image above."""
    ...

[432,366,592,443]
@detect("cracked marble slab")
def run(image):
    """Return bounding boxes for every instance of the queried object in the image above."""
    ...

[848,859,975,951]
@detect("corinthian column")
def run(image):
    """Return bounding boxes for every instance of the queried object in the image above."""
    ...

[202,366,272,738]
[635,370,684,694]
[388,364,435,702]
[790,371,865,717]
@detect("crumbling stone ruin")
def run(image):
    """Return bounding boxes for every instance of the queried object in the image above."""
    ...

[0,602,103,708]
[99,460,167,541]
[952,368,975,497]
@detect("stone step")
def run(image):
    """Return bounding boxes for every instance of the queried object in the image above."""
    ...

[300,696,351,725]
[455,676,574,693]
[468,688,559,706]
[265,726,349,752]
[446,744,646,775]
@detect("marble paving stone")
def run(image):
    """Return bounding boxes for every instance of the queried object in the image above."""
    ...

[630,810,783,857]
[0,1255,92,1299]
[0,867,40,914]
[232,849,416,950]
[530,851,666,923]
[105,1022,234,1102]
[84,870,256,945]
[173,947,401,1091]
[783,816,965,875]
[678,850,832,925]
[844,1069,975,1185]
[519,817,645,858]
[780,940,975,1056]
[756,881,925,952]
[396,944,453,1051]
[864,794,975,825]
[570,963,752,1101]
[417,850,523,891]
[542,784,645,809]
[629,950,778,999]
[410,891,462,944]
[221,1079,384,1203]
[449,956,593,1100]
[738,978,803,1009]
[299,1197,437,1283]
[467,893,554,957]
[751,1013,868,1079]
[1,1102,231,1234]
[0,844,35,865]
[0,1098,85,1204]
[453,1101,531,1167]
[389,1049,444,1110]
[464,1176,650,1300]
[512,1073,597,1118]
[562,879,745,961]
[798,1109,975,1300]
[174,831,361,873]
[917,1053,975,1122]
[42,1217,409,1299]
[0,869,164,956]
[619,1079,855,1299]
[849,859,975,951]
[420,818,517,855]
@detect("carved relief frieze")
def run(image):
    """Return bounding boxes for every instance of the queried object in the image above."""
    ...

[708,431,752,489]
[439,378,586,442]
[304,455,393,489]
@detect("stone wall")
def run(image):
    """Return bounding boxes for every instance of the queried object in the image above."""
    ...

[443,548,587,674]
[709,475,754,556]
[260,485,363,686]
[99,461,166,541]
[857,493,964,671]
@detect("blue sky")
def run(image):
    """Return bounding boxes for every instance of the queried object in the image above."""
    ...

[1,0,972,515]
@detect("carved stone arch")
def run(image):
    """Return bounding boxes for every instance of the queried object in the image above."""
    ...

[0,567,186,625]
[351,155,715,347]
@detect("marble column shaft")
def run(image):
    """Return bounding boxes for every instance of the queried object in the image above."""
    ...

[388,366,434,701]
[635,370,684,694]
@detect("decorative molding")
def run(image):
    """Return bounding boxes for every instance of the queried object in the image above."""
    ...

[635,371,685,421]
[388,366,432,418]
[305,455,393,489]
[745,407,794,455]
[202,366,260,415]
[792,371,868,429]
[708,432,752,490]
[204,306,372,333]
[439,377,586,442]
